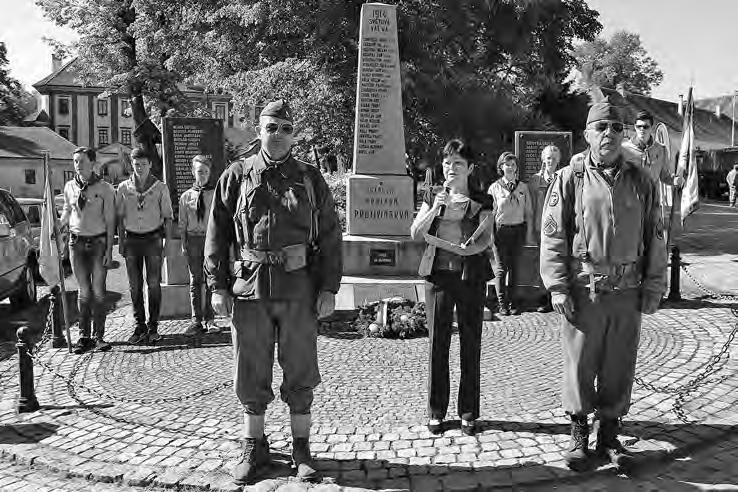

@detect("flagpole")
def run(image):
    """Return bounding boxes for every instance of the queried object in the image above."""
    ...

[44,152,73,353]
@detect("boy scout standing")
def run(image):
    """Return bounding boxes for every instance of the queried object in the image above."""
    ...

[179,155,217,335]
[60,147,116,354]
[205,100,342,484]
[117,147,174,344]
[539,98,667,472]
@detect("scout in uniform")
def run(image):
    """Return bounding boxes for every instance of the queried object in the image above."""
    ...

[179,155,217,335]
[539,98,667,471]
[60,147,116,354]
[117,147,174,344]
[204,100,342,484]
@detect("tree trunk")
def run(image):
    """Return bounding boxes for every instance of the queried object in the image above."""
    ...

[130,89,164,179]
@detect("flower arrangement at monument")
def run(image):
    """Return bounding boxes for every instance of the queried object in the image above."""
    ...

[353,297,427,339]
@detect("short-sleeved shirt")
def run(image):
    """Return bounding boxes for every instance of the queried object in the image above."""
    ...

[116,177,173,233]
[62,178,115,236]
[178,187,215,236]
[487,177,532,226]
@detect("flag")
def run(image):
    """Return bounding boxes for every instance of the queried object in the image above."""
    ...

[677,87,699,225]
[38,152,61,286]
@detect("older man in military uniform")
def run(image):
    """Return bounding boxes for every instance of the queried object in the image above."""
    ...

[539,98,667,472]
[205,100,342,484]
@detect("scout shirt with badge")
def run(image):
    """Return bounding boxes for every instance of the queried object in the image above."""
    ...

[62,174,115,236]
[487,177,533,226]
[204,150,342,301]
[116,176,173,233]
[539,150,667,303]
[179,185,215,236]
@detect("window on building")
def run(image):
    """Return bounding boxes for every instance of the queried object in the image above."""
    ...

[58,98,70,115]
[215,104,226,121]
[121,99,131,117]
[98,127,109,145]
[24,169,36,185]
[97,98,109,116]
[121,128,132,146]
[58,126,70,140]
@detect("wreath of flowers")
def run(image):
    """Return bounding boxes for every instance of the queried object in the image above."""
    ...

[353,297,427,339]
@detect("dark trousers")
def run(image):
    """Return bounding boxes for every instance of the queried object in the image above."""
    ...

[425,271,485,421]
[185,235,213,323]
[561,287,641,418]
[493,222,526,306]
[69,234,107,339]
[231,298,320,415]
[124,232,163,330]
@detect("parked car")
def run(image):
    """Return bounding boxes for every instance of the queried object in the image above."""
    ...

[0,189,38,309]
[15,197,43,249]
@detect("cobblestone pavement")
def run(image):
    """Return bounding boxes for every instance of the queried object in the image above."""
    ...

[0,202,736,491]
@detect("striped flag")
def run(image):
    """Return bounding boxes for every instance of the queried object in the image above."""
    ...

[677,87,699,225]
[38,152,60,286]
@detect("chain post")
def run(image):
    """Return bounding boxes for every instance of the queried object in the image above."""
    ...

[16,326,40,413]
[668,245,681,301]
[49,286,67,348]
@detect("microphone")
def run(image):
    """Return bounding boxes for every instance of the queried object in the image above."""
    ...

[438,185,450,217]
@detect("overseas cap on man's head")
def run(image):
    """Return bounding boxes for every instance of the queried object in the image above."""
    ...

[586,97,624,125]
[260,99,293,122]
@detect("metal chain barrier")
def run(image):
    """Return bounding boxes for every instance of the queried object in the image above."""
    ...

[633,261,737,423]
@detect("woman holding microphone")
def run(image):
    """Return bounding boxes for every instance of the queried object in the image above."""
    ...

[410,139,494,436]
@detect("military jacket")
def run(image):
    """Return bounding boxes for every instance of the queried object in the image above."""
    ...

[204,151,342,300]
[622,138,674,202]
[539,151,667,300]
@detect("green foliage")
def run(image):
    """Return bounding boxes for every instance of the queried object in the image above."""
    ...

[322,170,347,232]
[354,298,427,339]
[573,30,664,96]
[0,42,28,125]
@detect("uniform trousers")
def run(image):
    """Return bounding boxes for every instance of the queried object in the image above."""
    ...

[425,270,485,421]
[124,230,163,330]
[231,298,320,415]
[184,235,213,323]
[561,287,641,419]
[730,187,736,207]
[492,222,526,305]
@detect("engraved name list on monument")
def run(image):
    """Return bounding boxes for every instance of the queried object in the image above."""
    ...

[172,124,206,198]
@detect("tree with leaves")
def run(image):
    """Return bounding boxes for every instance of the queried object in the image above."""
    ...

[0,42,28,125]
[573,30,664,96]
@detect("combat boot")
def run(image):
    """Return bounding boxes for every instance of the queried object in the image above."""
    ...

[596,418,635,471]
[563,414,590,472]
[232,436,270,485]
[292,437,319,482]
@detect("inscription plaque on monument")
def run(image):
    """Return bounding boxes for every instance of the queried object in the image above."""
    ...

[347,175,414,236]
[162,117,225,216]
[514,131,573,182]
[352,3,406,175]
[369,248,396,266]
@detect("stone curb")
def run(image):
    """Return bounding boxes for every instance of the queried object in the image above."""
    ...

[1,426,737,491]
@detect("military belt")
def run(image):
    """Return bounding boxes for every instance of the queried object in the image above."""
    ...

[572,258,643,301]
[237,243,308,272]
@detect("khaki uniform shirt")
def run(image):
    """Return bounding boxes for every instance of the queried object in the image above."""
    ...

[487,178,533,226]
[539,151,667,301]
[62,178,115,236]
[178,188,215,236]
[116,177,173,233]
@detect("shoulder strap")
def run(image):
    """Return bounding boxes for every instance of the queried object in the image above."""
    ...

[571,155,589,259]
[297,161,319,245]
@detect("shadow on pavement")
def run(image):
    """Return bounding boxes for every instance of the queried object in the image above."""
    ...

[0,423,58,445]
[660,299,738,311]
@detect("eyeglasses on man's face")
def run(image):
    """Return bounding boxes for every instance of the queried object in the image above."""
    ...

[635,123,652,130]
[590,121,624,134]
[264,122,294,135]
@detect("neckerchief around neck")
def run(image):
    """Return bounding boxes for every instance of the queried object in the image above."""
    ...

[74,173,99,210]
[133,174,158,211]
[192,182,214,222]
[636,136,653,152]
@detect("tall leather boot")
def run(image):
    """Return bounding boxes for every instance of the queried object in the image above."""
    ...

[291,414,319,481]
[563,414,590,472]
[233,414,271,485]
[597,418,635,471]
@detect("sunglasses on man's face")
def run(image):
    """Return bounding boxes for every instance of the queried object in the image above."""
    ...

[635,124,652,130]
[264,123,294,135]
[591,121,624,133]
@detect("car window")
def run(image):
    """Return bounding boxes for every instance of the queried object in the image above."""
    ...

[26,206,41,225]
[0,192,27,225]
[0,191,19,226]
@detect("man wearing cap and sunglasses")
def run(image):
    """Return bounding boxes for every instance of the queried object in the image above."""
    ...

[539,97,667,472]
[205,100,342,484]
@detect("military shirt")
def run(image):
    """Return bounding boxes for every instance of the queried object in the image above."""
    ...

[539,151,667,301]
[204,151,342,300]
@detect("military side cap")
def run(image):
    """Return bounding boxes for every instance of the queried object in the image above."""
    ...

[260,100,293,122]
[586,97,624,125]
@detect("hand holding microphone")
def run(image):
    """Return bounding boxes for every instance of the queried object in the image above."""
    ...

[433,181,452,217]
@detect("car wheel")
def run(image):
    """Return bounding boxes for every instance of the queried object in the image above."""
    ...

[10,265,37,310]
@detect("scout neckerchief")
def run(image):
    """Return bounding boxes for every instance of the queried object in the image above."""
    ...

[74,172,100,210]
[191,182,215,222]
[133,174,158,211]
[501,176,520,205]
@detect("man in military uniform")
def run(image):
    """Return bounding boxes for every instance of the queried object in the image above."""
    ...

[205,100,342,484]
[539,98,667,472]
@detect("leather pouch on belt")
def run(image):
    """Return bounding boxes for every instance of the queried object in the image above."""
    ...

[282,243,307,272]
[232,261,259,297]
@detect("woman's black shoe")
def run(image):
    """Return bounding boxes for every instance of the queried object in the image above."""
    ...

[461,420,476,436]
[427,420,443,435]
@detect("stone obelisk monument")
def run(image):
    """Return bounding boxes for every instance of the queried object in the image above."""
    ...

[338,3,425,308]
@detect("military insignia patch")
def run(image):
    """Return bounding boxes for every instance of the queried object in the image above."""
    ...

[548,192,559,207]
[543,214,557,237]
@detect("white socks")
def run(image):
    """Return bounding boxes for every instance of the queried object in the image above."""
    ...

[243,414,265,439]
